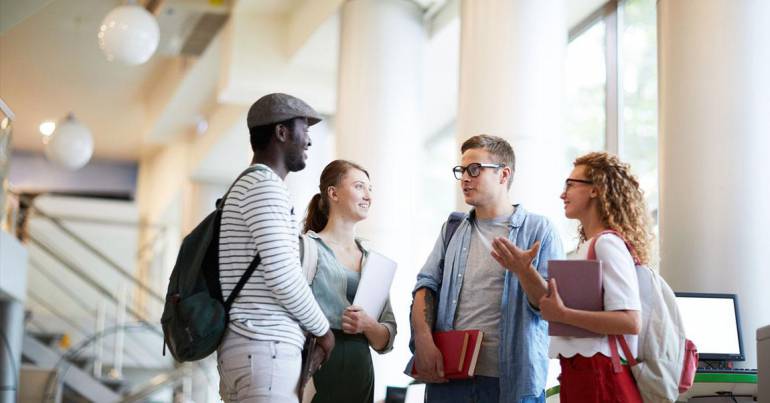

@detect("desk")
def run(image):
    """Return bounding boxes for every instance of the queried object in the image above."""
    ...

[677,373,757,402]
[545,385,560,402]
[544,373,758,402]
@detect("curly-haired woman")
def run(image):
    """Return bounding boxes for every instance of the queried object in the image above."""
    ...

[540,152,652,402]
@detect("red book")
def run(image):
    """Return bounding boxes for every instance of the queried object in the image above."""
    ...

[412,330,484,380]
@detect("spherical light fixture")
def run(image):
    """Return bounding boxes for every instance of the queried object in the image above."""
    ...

[44,113,94,171]
[39,121,56,136]
[98,4,159,65]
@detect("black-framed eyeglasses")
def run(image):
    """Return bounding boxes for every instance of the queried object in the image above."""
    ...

[453,163,506,180]
[563,178,594,192]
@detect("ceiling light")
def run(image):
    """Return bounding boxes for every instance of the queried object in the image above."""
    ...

[98,4,160,65]
[195,115,209,135]
[44,113,94,171]
[39,121,56,136]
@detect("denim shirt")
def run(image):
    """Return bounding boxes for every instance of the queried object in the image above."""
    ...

[408,205,564,402]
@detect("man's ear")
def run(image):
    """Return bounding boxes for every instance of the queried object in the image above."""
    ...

[501,167,512,185]
[274,123,288,143]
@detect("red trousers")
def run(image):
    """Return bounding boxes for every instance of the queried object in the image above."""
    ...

[558,354,642,403]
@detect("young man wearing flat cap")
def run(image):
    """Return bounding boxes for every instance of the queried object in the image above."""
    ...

[216,93,335,403]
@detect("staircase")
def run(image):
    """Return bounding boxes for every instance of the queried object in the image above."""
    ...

[22,333,121,402]
[10,193,217,403]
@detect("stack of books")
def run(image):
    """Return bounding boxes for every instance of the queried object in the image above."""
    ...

[412,329,484,380]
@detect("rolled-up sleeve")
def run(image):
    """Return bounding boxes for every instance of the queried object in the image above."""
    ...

[375,299,398,354]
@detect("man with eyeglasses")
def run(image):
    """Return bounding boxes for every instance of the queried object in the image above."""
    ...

[407,134,564,403]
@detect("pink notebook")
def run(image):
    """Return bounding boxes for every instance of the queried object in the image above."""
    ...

[547,260,603,338]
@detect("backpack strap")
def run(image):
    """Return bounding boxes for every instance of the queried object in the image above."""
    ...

[224,254,260,312]
[592,230,642,373]
[438,212,465,270]
[609,334,639,373]
[586,229,641,265]
[216,165,267,209]
[443,212,465,251]
[227,234,317,313]
[299,233,319,285]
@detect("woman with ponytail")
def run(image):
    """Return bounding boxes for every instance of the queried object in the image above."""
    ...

[302,159,396,403]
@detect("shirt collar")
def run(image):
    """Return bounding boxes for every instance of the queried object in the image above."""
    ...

[304,230,370,253]
[466,204,526,228]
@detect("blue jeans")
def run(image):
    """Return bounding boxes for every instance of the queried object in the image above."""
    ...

[425,376,545,403]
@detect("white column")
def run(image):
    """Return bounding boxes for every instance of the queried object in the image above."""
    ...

[658,0,770,369]
[456,0,566,220]
[336,0,426,397]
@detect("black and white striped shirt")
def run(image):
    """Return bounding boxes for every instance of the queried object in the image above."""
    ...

[219,164,329,348]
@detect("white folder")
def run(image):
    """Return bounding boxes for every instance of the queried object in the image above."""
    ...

[352,251,397,317]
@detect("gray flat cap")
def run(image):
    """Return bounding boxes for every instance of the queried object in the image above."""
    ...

[247,93,322,128]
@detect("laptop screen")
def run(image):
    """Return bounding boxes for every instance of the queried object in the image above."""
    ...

[674,293,744,361]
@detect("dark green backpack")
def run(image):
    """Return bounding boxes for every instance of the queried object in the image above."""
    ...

[161,167,261,362]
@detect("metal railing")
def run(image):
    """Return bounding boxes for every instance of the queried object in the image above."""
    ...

[9,191,214,402]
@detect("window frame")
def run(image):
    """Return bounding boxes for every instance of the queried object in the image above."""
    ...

[568,0,624,156]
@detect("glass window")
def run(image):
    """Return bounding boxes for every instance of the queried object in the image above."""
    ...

[620,0,659,267]
[562,20,607,252]
[565,20,607,163]
[621,0,658,217]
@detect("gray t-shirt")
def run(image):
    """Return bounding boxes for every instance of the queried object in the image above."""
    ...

[453,214,510,377]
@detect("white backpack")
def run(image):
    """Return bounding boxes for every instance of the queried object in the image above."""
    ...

[589,231,698,403]
[299,232,319,284]
[298,232,319,403]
